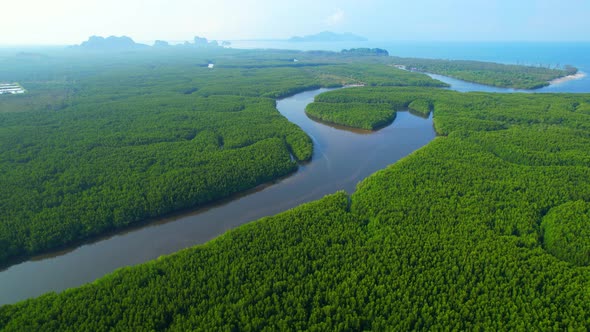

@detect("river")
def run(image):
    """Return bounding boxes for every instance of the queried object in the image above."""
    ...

[0,87,436,305]
[2,69,586,305]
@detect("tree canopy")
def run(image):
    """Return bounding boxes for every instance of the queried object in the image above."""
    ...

[3,85,590,330]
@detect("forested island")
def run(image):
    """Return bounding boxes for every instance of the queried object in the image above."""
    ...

[305,101,396,130]
[1,41,589,330]
[341,48,389,56]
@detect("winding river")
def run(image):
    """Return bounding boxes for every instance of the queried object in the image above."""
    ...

[0,88,436,305]
[2,73,583,305]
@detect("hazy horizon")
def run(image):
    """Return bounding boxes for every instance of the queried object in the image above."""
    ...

[2,0,590,46]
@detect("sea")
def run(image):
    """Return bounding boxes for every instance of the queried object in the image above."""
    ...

[229,40,590,93]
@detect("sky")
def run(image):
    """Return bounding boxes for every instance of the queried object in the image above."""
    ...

[1,0,590,45]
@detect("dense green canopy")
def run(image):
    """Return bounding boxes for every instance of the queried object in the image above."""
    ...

[542,200,590,267]
[305,100,396,130]
[0,48,444,265]
[3,86,590,330]
[391,57,575,89]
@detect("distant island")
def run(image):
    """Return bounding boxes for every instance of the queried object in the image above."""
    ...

[288,31,367,42]
[76,36,149,50]
[73,36,227,51]
[341,48,389,56]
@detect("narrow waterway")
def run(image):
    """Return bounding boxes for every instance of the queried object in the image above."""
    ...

[426,72,586,93]
[0,88,437,305]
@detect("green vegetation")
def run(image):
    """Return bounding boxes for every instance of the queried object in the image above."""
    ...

[0,95,310,264]
[392,57,575,89]
[542,201,590,266]
[304,84,440,130]
[3,86,590,330]
[316,64,449,88]
[305,100,395,130]
[0,47,445,265]
[341,48,389,56]
[303,84,440,130]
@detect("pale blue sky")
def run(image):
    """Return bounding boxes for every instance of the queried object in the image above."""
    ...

[2,0,589,45]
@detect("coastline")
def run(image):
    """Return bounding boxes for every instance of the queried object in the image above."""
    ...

[550,72,586,85]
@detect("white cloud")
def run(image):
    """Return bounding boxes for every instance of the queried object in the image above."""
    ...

[326,8,345,26]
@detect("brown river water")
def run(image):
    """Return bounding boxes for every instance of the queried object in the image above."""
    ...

[0,87,436,305]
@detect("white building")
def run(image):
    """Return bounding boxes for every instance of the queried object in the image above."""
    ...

[0,83,25,94]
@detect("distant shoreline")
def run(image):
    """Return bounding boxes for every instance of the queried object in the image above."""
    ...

[550,72,586,85]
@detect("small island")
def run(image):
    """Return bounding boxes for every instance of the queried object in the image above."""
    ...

[76,35,149,50]
[341,48,389,56]
[306,101,396,131]
[73,36,224,51]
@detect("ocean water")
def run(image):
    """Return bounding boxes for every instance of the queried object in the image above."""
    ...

[230,40,590,93]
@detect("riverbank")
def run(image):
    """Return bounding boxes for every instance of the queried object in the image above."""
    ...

[6,87,590,331]
[550,72,586,85]
[0,88,436,305]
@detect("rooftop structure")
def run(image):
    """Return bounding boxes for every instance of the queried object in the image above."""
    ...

[0,83,26,95]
